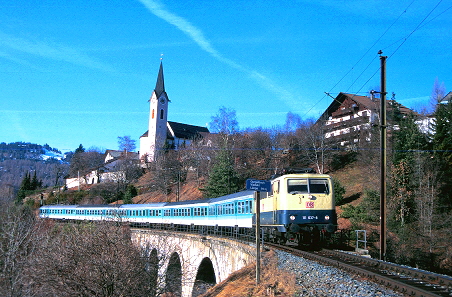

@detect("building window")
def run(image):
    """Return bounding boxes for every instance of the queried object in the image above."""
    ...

[160,109,164,119]
[152,109,155,119]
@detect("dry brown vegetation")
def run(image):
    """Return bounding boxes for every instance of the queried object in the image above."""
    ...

[200,250,297,297]
[133,170,206,203]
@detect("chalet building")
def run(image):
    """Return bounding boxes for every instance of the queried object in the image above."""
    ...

[439,91,452,104]
[139,62,210,162]
[319,92,416,147]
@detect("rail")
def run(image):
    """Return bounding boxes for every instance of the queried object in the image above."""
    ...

[265,243,452,297]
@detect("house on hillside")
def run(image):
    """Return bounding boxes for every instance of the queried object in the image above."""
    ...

[105,150,124,163]
[439,91,452,104]
[319,92,417,147]
[65,150,140,189]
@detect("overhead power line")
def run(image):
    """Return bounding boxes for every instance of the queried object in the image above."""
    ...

[302,1,416,119]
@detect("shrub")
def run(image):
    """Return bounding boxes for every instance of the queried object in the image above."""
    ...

[333,177,346,205]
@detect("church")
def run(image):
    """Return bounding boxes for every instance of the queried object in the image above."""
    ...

[139,62,210,162]
[65,62,210,189]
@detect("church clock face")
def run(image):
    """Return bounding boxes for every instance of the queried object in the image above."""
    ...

[160,98,165,104]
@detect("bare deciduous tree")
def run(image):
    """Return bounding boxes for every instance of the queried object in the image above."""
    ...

[429,78,446,112]
[209,106,239,148]
[26,222,153,297]
[293,119,330,173]
[234,128,273,179]
[0,204,41,297]
[69,148,105,181]
[118,135,137,153]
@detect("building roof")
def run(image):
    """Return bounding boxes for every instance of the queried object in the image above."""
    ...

[319,92,415,121]
[440,91,452,103]
[167,121,210,140]
[104,150,139,164]
[105,150,123,159]
[140,121,210,140]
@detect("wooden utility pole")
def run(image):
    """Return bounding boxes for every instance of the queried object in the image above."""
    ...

[379,51,387,261]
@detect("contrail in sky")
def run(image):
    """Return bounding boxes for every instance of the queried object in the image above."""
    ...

[0,31,115,73]
[138,0,300,109]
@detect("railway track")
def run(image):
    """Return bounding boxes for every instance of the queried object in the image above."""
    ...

[266,243,452,297]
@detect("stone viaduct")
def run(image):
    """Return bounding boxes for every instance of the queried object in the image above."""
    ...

[131,229,256,297]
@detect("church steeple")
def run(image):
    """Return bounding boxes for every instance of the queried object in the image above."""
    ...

[154,61,165,98]
[139,61,170,162]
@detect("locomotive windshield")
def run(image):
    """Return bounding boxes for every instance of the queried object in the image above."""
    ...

[287,178,329,194]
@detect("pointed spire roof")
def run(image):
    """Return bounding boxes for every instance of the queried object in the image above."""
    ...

[154,61,165,98]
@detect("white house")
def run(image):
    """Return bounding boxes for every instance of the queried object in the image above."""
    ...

[65,150,140,189]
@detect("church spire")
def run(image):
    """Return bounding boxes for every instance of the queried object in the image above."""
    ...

[154,61,165,98]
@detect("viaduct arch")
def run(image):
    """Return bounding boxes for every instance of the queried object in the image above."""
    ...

[131,229,255,297]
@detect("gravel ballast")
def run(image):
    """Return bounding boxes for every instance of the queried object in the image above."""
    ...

[276,250,403,297]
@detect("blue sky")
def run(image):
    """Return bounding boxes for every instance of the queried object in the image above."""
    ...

[1,0,451,153]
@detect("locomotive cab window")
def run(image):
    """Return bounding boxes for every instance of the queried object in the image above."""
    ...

[309,178,329,194]
[287,179,308,194]
[287,178,329,194]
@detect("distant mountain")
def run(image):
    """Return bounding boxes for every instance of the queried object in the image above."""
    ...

[0,142,70,202]
[0,142,67,162]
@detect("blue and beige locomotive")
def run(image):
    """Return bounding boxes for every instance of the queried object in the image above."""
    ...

[39,169,337,245]
[258,169,337,244]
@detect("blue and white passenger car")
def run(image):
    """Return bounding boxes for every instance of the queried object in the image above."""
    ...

[39,192,255,229]
[40,171,337,245]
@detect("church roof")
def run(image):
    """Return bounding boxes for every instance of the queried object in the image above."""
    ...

[154,61,165,98]
[140,121,210,140]
[167,121,209,140]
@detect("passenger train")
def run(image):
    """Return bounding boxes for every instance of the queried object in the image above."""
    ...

[39,170,337,245]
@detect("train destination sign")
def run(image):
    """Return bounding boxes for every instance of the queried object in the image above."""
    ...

[246,179,271,192]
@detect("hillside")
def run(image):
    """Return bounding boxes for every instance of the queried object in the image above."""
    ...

[0,142,70,202]
[132,170,206,203]
[330,162,379,230]
[130,163,375,227]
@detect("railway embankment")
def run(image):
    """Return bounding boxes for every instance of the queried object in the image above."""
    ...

[276,250,403,297]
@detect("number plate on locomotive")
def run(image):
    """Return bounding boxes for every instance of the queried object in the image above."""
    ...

[306,201,315,208]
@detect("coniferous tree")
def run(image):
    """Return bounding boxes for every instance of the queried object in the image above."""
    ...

[30,171,40,190]
[123,184,137,204]
[16,172,30,204]
[22,172,31,191]
[431,99,452,211]
[389,112,428,226]
[15,171,43,204]
[75,144,85,154]
[202,149,241,198]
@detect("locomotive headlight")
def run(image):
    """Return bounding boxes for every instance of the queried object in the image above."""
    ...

[325,215,330,221]
[290,215,296,221]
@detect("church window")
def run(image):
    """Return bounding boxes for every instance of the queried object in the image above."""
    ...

[152,109,155,119]
[160,109,164,119]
